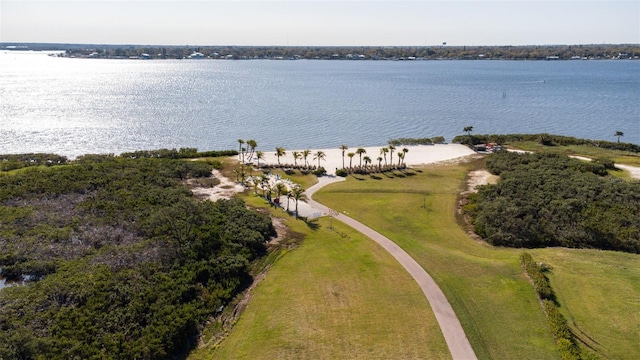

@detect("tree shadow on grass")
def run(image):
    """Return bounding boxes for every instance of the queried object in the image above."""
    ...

[303,217,320,231]
[369,174,382,180]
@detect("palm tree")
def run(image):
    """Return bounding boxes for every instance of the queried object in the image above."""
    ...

[388,145,396,165]
[252,177,261,195]
[402,148,409,165]
[615,131,624,143]
[264,183,274,202]
[356,148,366,167]
[237,139,245,161]
[260,173,270,196]
[377,156,383,171]
[255,151,265,167]
[275,147,286,165]
[292,151,301,166]
[302,149,311,167]
[363,156,372,168]
[397,152,404,166]
[463,126,473,144]
[313,150,326,168]
[347,152,355,169]
[290,186,306,218]
[340,145,348,169]
[380,147,389,165]
[285,189,293,212]
[246,139,257,160]
[275,182,287,204]
[238,164,248,184]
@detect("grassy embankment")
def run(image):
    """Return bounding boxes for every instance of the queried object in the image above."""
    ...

[196,157,638,359]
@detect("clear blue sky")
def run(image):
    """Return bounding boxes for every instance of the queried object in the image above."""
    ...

[1,1,638,46]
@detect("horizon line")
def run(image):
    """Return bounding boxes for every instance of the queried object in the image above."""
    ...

[2,42,639,48]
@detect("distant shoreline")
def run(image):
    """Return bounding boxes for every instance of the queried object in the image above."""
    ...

[2,43,638,61]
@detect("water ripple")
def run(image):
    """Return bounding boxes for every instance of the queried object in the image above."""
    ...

[1,53,638,157]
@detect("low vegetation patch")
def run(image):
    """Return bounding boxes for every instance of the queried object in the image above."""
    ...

[452,133,639,153]
[388,136,445,145]
[520,252,597,360]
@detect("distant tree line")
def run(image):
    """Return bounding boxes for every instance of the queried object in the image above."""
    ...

[463,151,640,253]
[388,136,446,146]
[0,153,68,171]
[7,42,638,60]
[0,148,237,172]
[452,133,639,152]
[119,148,237,159]
[0,155,274,358]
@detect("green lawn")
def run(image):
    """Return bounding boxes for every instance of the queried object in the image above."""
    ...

[533,248,640,360]
[191,212,452,359]
[313,165,560,360]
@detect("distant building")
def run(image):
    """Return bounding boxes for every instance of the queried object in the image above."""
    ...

[188,52,205,59]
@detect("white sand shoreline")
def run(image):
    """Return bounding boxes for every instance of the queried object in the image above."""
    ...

[257,144,477,175]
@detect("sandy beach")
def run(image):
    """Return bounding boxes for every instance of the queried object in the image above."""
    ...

[258,144,477,175]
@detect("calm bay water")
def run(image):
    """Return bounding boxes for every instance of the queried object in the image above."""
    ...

[1,51,638,158]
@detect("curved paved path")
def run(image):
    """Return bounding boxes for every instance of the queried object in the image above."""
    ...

[304,176,477,360]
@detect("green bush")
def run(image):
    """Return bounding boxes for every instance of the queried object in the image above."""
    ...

[467,152,640,253]
[313,167,327,176]
[0,155,274,359]
[521,253,582,360]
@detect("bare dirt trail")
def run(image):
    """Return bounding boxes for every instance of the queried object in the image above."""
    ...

[304,177,478,360]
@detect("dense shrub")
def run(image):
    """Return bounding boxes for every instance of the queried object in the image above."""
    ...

[468,152,640,253]
[520,253,553,300]
[0,156,273,359]
[388,137,436,146]
[0,153,68,171]
[313,167,327,176]
[520,253,583,360]
[120,148,237,159]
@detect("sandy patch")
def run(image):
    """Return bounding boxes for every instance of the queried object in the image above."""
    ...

[466,170,498,192]
[258,144,476,175]
[190,169,246,201]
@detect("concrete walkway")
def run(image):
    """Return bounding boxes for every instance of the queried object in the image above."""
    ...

[304,177,478,360]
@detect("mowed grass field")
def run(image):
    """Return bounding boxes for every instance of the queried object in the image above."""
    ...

[533,248,640,360]
[191,208,452,359]
[312,164,558,360]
